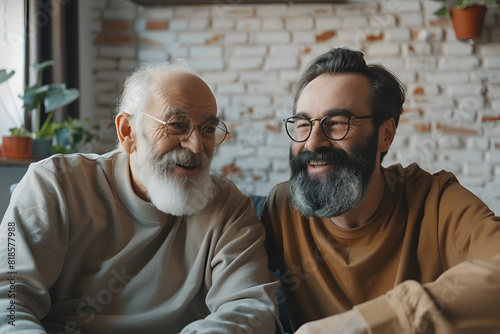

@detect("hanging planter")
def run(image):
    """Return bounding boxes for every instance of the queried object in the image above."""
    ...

[451,5,487,40]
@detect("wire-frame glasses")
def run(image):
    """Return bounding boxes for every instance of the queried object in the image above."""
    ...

[138,111,229,147]
[283,114,374,142]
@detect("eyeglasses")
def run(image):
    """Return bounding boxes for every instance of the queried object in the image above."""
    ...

[138,111,229,147]
[283,114,374,142]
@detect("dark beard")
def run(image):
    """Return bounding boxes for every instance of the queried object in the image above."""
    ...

[288,131,379,218]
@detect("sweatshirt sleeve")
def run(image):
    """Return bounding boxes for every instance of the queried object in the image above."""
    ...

[0,163,68,333]
[179,184,282,334]
[355,175,500,334]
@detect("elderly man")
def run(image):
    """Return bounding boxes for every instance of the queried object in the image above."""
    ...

[262,48,500,333]
[0,59,280,333]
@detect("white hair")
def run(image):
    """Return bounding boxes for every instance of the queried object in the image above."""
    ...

[115,57,197,149]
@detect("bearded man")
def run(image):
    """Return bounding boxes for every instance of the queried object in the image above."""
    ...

[262,48,500,334]
[0,59,281,334]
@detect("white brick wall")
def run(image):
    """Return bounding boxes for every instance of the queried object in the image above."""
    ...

[85,0,500,214]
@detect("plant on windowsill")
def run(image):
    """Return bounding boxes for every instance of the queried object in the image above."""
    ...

[433,0,499,41]
[0,60,80,159]
[51,116,99,154]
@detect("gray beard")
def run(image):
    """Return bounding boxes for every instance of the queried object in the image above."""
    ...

[288,132,378,218]
[134,137,217,216]
[289,165,365,218]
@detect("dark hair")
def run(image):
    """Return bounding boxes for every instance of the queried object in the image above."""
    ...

[293,48,406,159]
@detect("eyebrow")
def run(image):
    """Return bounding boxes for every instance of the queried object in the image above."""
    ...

[296,108,354,118]
[163,106,220,123]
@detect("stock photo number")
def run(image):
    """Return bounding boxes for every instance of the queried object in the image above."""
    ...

[6,221,16,326]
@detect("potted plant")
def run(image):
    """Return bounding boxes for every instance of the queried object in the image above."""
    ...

[433,0,499,41]
[0,69,33,159]
[0,60,80,159]
[51,117,99,154]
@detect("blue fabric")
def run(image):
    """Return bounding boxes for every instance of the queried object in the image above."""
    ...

[251,195,292,334]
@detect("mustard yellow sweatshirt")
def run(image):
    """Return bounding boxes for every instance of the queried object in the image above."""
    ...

[262,163,500,333]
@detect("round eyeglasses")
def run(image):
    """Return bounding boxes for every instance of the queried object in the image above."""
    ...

[139,111,229,147]
[283,114,374,142]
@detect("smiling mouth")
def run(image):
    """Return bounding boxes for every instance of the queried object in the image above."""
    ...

[308,159,330,167]
[177,163,197,169]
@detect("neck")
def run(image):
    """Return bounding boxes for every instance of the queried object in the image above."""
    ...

[328,166,385,229]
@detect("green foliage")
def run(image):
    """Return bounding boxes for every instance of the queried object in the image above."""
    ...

[0,69,15,84]
[8,126,33,138]
[51,117,99,154]
[433,0,499,17]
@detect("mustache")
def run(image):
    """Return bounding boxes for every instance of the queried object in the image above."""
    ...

[153,147,207,169]
[292,148,349,168]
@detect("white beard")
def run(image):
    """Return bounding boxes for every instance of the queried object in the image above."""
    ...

[134,137,217,216]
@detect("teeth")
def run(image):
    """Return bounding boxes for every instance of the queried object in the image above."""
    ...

[309,159,329,167]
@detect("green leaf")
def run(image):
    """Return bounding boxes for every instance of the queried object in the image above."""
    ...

[22,85,49,109]
[434,6,449,17]
[33,60,55,71]
[43,85,80,112]
[0,69,15,84]
[455,0,469,9]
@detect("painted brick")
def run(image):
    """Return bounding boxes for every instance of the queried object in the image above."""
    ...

[93,82,116,93]
[386,28,412,42]
[139,31,177,46]
[240,71,279,82]
[370,14,397,29]
[139,8,174,20]
[365,43,400,56]
[341,16,369,29]
[484,57,500,69]
[395,70,417,83]
[402,42,432,57]
[248,82,290,95]
[315,17,341,31]
[370,58,405,71]
[438,56,480,70]
[414,96,455,109]
[94,33,132,45]
[212,19,235,30]
[232,95,272,107]
[264,58,299,70]
[102,20,130,31]
[336,3,378,16]
[190,46,222,58]
[211,4,254,20]
[279,70,302,82]
[174,6,211,18]
[381,0,420,13]
[443,149,483,163]
[286,17,314,31]
[224,33,248,45]
[269,170,290,185]
[203,72,238,84]
[446,84,485,97]
[442,42,473,56]
[491,99,500,111]
[217,83,246,95]
[255,4,288,18]
[398,13,424,27]
[229,45,267,58]
[409,83,440,96]
[99,46,136,58]
[138,49,168,61]
[95,70,130,83]
[229,58,263,70]
[165,19,187,31]
[236,18,261,31]
[253,31,291,44]
[262,18,284,30]
[97,92,120,105]
[189,18,209,30]
[269,45,300,57]
[425,72,469,84]
[187,59,224,71]
[178,32,218,45]
[466,137,490,151]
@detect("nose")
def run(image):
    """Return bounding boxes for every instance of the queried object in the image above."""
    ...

[180,126,204,154]
[304,121,332,152]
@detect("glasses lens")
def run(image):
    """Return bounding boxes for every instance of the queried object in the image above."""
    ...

[285,117,311,142]
[166,114,192,141]
[201,120,228,146]
[322,114,349,140]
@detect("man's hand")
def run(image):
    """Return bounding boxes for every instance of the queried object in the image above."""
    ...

[294,309,369,334]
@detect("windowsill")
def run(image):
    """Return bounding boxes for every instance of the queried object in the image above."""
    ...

[0,157,37,166]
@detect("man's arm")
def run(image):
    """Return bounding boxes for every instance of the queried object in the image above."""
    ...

[180,184,282,334]
[0,163,68,332]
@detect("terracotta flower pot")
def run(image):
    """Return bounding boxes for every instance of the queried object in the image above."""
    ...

[451,5,487,41]
[2,136,34,159]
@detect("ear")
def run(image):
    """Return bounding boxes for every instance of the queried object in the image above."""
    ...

[116,113,137,154]
[378,117,396,154]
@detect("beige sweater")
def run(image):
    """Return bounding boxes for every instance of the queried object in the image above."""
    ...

[0,150,280,334]
[262,163,500,333]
